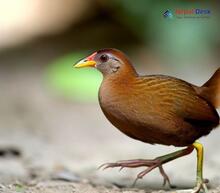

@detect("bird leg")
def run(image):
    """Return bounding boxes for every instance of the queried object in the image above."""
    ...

[191,142,208,193]
[100,158,172,187]
[99,145,194,188]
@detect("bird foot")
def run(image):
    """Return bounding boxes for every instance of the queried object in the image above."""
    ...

[174,179,208,193]
[192,179,209,193]
[99,158,175,188]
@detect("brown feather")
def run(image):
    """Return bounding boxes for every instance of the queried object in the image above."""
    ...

[195,68,220,108]
[98,58,219,147]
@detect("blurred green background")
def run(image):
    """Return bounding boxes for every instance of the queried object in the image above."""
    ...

[1,0,219,102]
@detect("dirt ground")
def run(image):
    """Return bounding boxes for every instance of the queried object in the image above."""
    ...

[0,60,220,193]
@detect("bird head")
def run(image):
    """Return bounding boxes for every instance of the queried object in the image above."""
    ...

[74,48,137,76]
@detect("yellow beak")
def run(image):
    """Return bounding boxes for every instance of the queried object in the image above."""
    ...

[74,59,96,68]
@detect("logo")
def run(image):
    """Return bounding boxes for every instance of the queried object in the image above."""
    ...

[163,8,211,19]
[163,10,173,18]
[175,9,211,15]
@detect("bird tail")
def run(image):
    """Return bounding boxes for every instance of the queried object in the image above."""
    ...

[199,68,220,108]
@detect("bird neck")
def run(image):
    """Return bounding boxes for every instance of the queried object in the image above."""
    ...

[103,62,138,84]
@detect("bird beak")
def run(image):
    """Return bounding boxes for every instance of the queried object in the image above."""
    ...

[74,59,96,68]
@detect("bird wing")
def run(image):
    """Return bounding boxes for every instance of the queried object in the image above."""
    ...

[142,75,219,127]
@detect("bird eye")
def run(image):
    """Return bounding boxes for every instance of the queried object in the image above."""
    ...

[100,54,109,62]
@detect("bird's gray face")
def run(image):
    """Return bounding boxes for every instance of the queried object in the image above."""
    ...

[94,53,121,75]
[74,51,122,76]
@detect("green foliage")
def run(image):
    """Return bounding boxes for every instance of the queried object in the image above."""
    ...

[46,53,102,102]
[109,1,219,64]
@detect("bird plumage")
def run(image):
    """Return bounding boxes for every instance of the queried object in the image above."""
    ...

[99,73,219,146]
[195,68,220,108]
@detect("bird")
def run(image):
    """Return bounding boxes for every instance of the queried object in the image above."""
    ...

[74,48,220,193]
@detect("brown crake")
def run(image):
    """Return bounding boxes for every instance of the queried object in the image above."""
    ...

[75,48,220,192]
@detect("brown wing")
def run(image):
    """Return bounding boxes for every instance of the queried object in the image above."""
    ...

[140,76,219,128]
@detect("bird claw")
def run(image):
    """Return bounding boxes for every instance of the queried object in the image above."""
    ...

[192,179,209,193]
[99,159,174,188]
[159,165,176,188]
[98,162,122,170]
